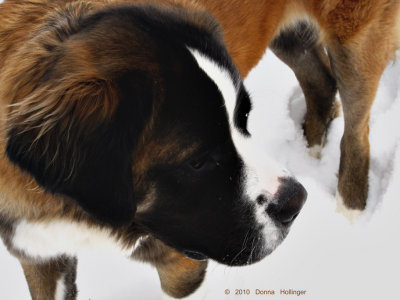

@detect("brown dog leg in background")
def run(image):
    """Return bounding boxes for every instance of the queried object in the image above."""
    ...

[319,1,400,219]
[270,22,338,157]
[327,39,395,219]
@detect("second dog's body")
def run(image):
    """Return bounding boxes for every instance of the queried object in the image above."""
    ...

[197,0,400,218]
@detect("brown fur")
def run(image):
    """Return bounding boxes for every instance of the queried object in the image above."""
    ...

[195,0,400,210]
[133,237,208,298]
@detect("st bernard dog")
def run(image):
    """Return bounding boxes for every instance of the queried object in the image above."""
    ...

[0,0,307,299]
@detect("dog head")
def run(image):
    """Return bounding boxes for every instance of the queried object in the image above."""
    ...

[4,3,306,265]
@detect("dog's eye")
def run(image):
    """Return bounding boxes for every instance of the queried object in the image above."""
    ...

[188,152,217,171]
[187,146,223,171]
[190,159,206,170]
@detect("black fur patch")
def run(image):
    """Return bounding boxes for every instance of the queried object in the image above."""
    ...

[270,21,318,53]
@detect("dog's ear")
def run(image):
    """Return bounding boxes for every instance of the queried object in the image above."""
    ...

[2,5,164,226]
[5,58,153,226]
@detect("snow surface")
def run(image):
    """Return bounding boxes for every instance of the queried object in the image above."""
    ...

[0,11,399,298]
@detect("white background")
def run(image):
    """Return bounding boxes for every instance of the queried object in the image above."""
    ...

[1,1,400,299]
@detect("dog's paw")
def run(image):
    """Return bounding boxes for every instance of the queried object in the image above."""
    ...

[308,144,322,159]
[331,98,342,119]
[335,191,363,222]
[307,130,326,159]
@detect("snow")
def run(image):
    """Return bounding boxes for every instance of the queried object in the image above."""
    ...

[0,20,399,299]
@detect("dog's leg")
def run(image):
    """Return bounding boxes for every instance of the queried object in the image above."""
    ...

[20,256,77,300]
[270,22,338,157]
[133,238,207,298]
[155,249,207,299]
[326,31,397,220]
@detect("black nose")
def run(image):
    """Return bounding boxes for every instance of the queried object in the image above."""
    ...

[267,177,307,225]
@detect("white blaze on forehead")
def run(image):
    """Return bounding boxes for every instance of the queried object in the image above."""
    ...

[187,47,251,157]
[187,47,238,129]
[187,47,285,197]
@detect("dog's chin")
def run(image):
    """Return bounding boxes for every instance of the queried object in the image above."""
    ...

[222,228,290,266]
[182,243,280,266]
[182,225,290,266]
[219,246,273,266]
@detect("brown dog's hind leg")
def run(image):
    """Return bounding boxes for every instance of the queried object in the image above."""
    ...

[20,256,77,300]
[270,22,338,157]
[327,42,384,219]
[326,23,398,219]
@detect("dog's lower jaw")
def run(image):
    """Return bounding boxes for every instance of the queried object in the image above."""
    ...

[335,191,363,222]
